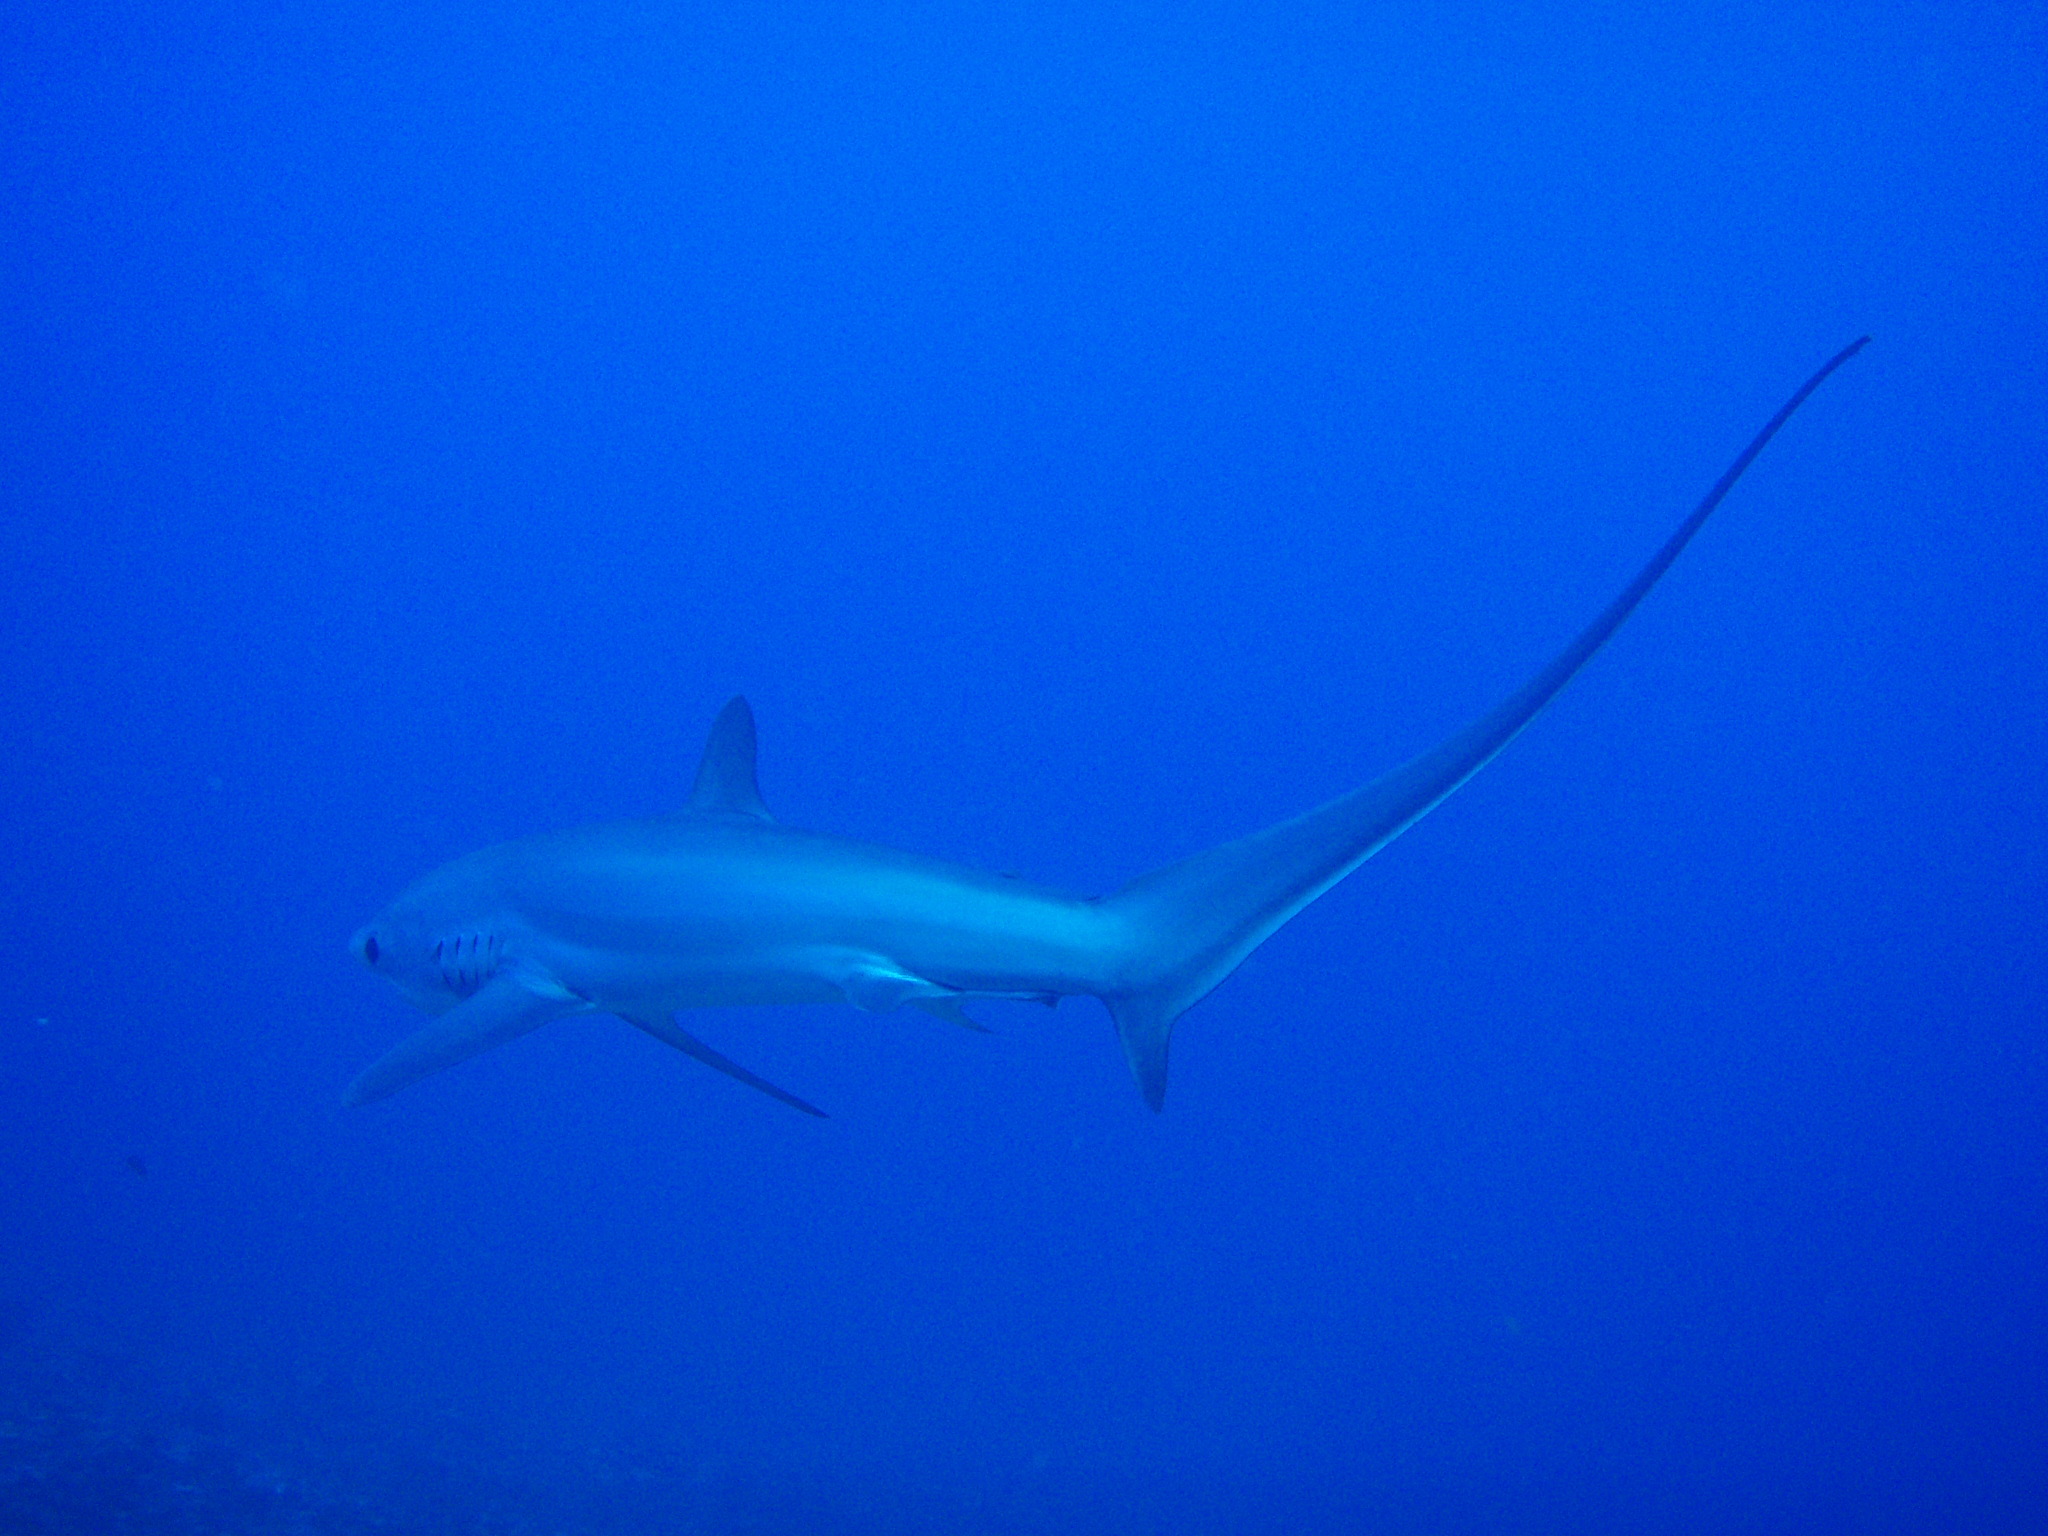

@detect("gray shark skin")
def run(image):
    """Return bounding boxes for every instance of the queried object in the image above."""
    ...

[348,339,1867,1116]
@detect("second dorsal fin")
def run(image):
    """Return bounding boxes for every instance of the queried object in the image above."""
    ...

[687,696,773,820]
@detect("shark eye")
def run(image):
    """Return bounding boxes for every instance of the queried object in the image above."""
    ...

[363,935,380,965]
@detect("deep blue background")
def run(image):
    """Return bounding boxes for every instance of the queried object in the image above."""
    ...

[3,1,2044,1529]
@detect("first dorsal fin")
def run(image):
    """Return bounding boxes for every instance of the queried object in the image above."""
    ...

[687,696,773,820]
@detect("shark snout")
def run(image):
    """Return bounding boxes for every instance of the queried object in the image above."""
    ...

[350,925,383,969]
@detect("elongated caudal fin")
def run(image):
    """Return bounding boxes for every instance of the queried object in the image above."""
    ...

[1100,338,1868,1111]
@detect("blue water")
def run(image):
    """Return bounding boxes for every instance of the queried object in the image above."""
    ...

[3,2,2044,1530]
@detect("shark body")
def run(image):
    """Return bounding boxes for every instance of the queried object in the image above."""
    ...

[348,339,1866,1115]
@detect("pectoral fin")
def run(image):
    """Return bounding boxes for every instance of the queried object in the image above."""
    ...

[345,971,583,1106]
[620,1013,828,1118]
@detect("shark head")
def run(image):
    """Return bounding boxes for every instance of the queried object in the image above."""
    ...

[351,888,510,1017]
